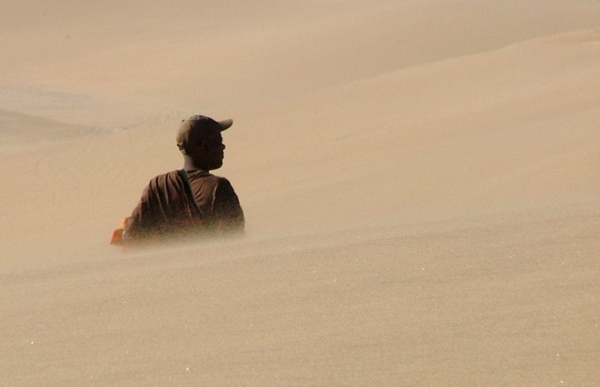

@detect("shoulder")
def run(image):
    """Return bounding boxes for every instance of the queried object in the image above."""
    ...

[186,170,228,186]
[192,171,237,193]
[142,170,184,195]
[205,174,235,190]
[215,176,234,189]
[213,176,239,200]
[147,170,181,184]
[185,170,238,197]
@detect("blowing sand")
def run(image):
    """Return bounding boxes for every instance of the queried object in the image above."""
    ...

[1,0,599,385]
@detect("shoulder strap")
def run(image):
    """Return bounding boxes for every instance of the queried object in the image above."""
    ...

[177,169,203,217]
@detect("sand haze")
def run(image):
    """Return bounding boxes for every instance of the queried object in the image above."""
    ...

[1,0,599,385]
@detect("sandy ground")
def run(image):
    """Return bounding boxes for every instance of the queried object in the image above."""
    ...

[1,0,599,385]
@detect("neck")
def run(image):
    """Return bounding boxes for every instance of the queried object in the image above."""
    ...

[183,155,209,172]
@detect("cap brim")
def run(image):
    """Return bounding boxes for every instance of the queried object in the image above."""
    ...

[218,119,233,131]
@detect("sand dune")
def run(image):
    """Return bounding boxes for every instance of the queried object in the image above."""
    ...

[1,0,599,385]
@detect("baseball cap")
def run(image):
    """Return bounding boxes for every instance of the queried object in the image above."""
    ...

[176,115,233,154]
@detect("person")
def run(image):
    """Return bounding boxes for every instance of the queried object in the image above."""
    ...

[112,114,244,245]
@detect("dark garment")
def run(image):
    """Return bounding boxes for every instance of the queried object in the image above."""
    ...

[123,169,244,243]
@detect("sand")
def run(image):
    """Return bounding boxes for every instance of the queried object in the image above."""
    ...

[1,0,599,385]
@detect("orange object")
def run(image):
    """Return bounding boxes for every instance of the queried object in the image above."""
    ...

[110,218,127,245]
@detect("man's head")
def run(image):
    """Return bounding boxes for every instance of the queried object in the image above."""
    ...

[176,115,233,171]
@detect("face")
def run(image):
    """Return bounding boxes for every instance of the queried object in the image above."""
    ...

[191,130,226,171]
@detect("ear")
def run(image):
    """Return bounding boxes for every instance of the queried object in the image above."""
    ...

[198,139,210,152]
[187,142,203,158]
